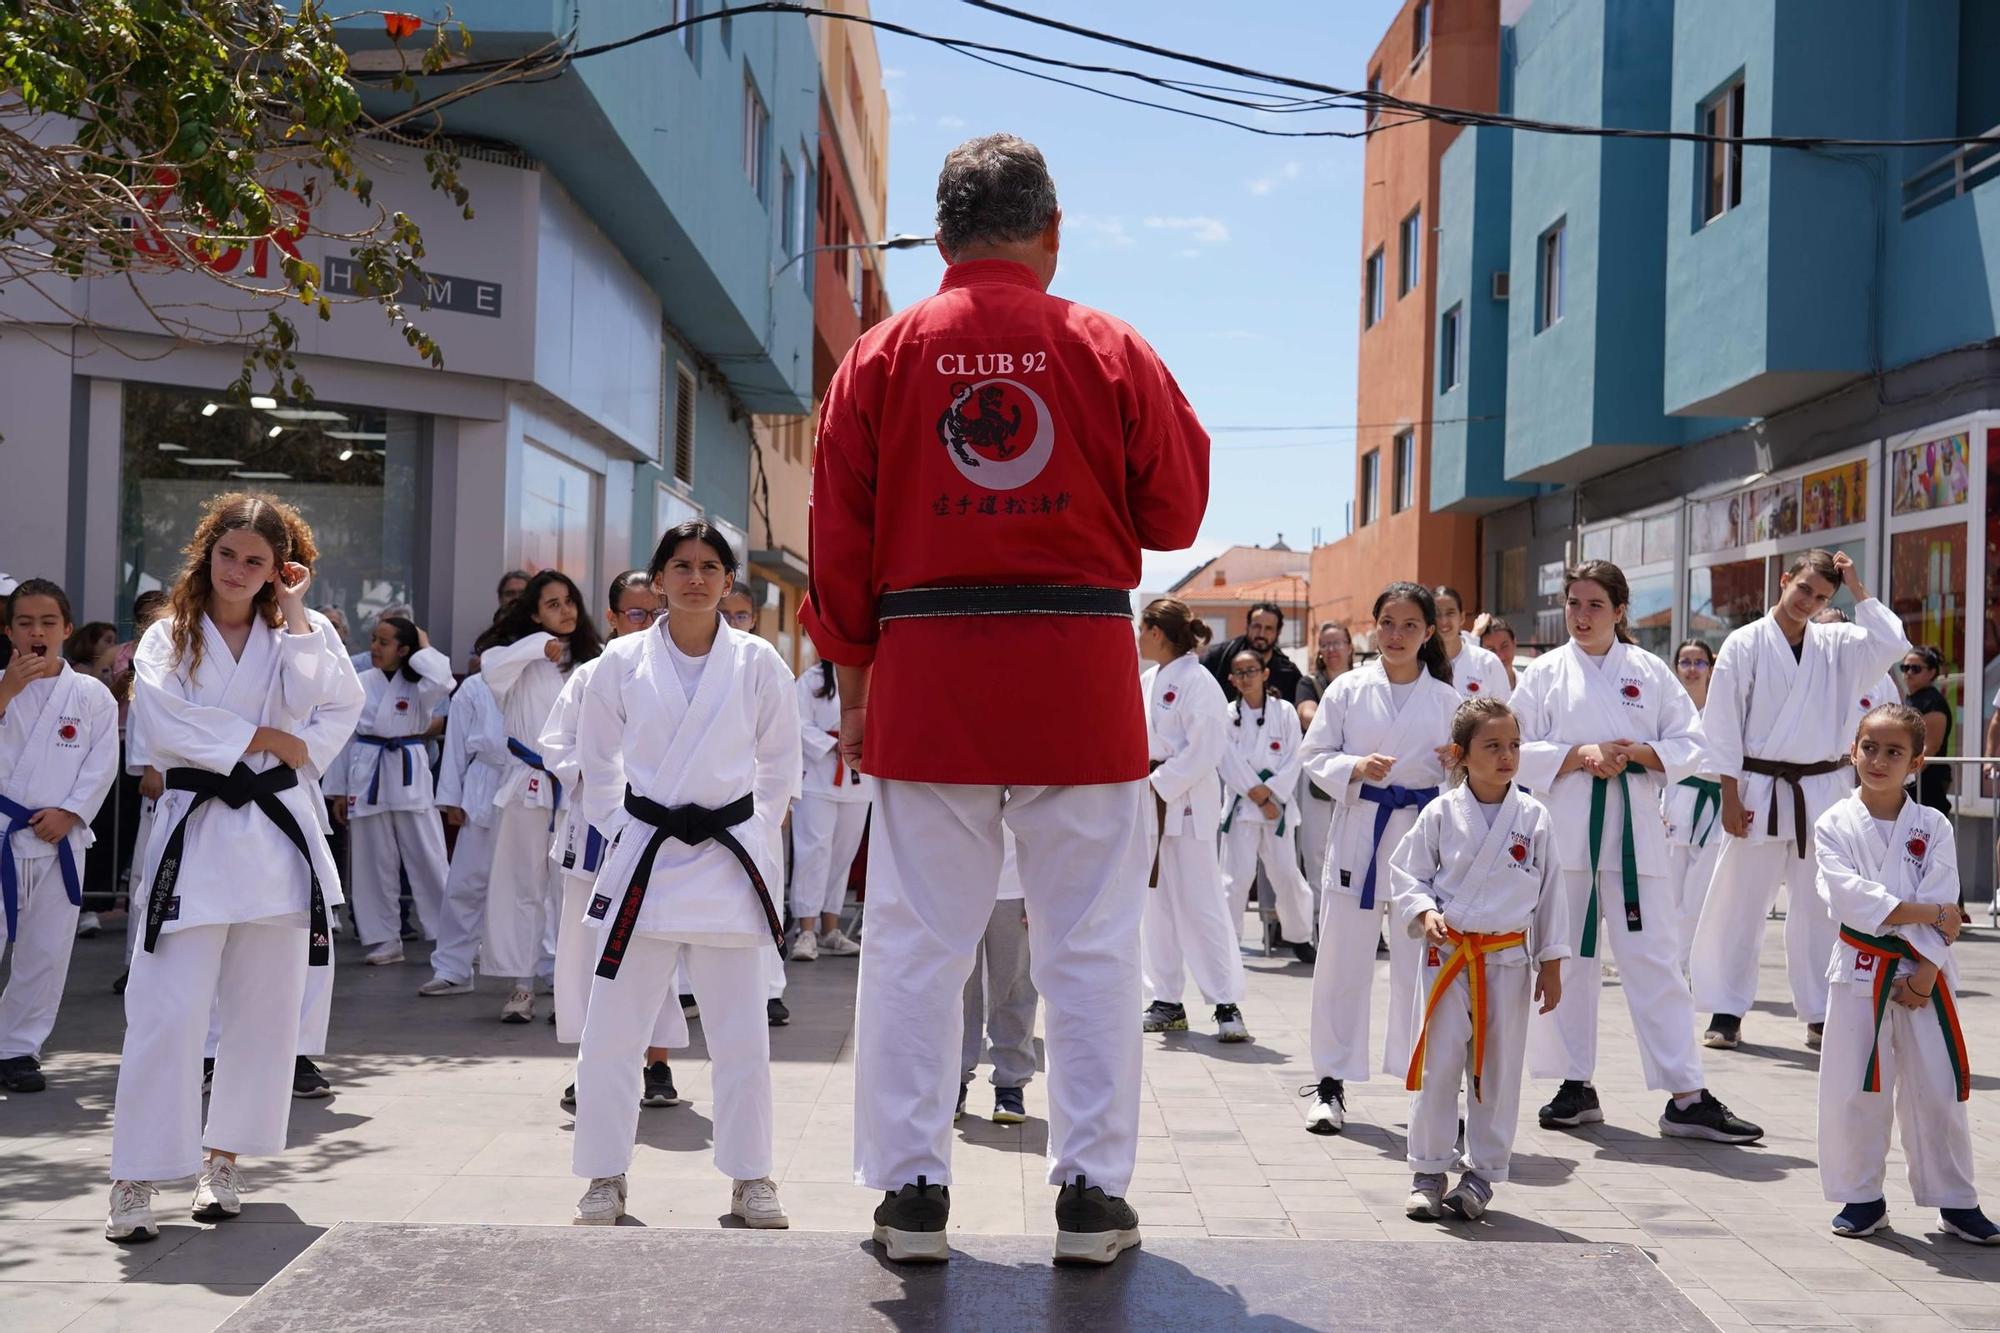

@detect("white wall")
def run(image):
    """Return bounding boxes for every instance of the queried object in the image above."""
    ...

[0,337,77,589]
[532,181,663,461]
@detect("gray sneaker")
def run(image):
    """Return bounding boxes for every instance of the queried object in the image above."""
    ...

[574,1174,627,1225]
[1053,1174,1140,1266]
[1443,1172,1493,1220]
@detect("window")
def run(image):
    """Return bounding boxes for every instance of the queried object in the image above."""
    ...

[1702,79,1745,223]
[850,253,864,314]
[1366,70,1381,126]
[1359,449,1380,526]
[797,143,814,289]
[1440,304,1462,391]
[1413,0,1431,58]
[743,76,770,202]
[520,444,599,597]
[1364,246,1385,327]
[656,485,699,539]
[1392,429,1415,513]
[673,363,697,484]
[1536,221,1564,332]
[1398,207,1422,296]
[779,155,798,263]
[675,0,699,61]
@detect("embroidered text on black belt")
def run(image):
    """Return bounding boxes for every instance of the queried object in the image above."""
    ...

[596,787,779,979]
[877,584,1131,621]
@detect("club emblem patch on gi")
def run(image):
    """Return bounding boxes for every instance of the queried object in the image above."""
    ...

[1162,690,1177,707]
[1906,836,1928,864]
[56,719,80,744]
[935,377,1056,490]
[1467,680,1481,693]
[1855,950,1876,973]
[1859,697,1873,709]
[587,893,612,920]
[1507,834,1531,866]
[1269,740,1282,752]
[1619,680,1644,705]
[162,895,180,922]
[395,698,410,712]
[527,777,540,795]
[1426,945,1441,967]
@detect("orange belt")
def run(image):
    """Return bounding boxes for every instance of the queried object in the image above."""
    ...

[1405,926,1528,1103]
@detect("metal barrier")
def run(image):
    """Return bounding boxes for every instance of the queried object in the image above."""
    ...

[1923,756,2000,925]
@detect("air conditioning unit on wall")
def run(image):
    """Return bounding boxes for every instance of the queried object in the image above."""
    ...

[1491,271,1510,300]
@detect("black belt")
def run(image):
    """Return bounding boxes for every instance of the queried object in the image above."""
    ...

[877,584,1131,621]
[1743,756,1847,858]
[146,763,330,966]
[595,787,778,979]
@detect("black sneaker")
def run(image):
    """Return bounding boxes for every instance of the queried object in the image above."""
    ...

[112,968,129,995]
[561,1083,577,1112]
[1703,1014,1742,1049]
[1054,1174,1141,1266]
[641,1061,679,1107]
[1805,1022,1824,1051]
[1302,1076,1345,1135]
[1141,1001,1188,1033]
[1214,1004,1250,1043]
[1659,1091,1762,1143]
[292,1056,331,1099]
[1831,1197,1888,1237]
[993,1086,1026,1124]
[766,997,790,1027]
[201,1057,215,1095]
[0,1054,45,1093]
[1538,1080,1604,1129]
[1289,939,1317,965]
[954,1082,968,1123]
[872,1175,951,1263]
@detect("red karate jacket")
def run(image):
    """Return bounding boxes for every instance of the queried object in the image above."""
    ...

[803,259,1209,785]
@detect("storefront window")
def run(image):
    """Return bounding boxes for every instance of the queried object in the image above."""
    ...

[1801,459,1867,533]
[1626,570,1674,663]
[1890,524,1966,721]
[520,443,598,594]
[1891,431,1970,515]
[1688,559,1765,639]
[117,382,423,648]
[1743,479,1800,543]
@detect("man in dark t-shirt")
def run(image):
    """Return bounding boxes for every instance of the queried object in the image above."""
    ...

[1201,602,1305,705]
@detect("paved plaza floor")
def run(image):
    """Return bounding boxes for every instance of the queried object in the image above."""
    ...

[4,910,1999,1330]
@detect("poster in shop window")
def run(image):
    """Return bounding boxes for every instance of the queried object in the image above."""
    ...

[1801,460,1867,533]
[1891,432,1970,515]
[1744,480,1799,543]
[1689,494,1739,555]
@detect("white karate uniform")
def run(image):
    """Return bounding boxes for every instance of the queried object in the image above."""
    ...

[111,612,363,1180]
[1445,638,1514,703]
[1662,771,1724,975]
[1515,640,1708,1093]
[1814,795,1977,1209]
[1139,654,1245,1007]
[430,674,507,985]
[1297,662,1460,1081]
[1391,785,1569,1182]
[477,633,573,981]
[0,662,118,1060]
[1690,599,1909,1025]
[790,666,870,923]
[570,620,798,1184]
[1218,692,1313,945]
[322,646,454,947]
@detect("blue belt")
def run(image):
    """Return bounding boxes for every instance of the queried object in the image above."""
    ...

[355,734,425,805]
[583,825,605,874]
[507,738,563,830]
[0,794,82,941]
[1355,783,1439,910]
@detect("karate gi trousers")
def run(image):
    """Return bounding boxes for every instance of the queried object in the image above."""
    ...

[855,780,1148,1196]
[573,935,770,1182]
[1528,869,1704,1093]
[112,920,309,1180]
[1407,956,1533,1183]
[348,810,448,947]
[1298,782,1334,899]
[1142,831,1246,1007]
[430,819,496,986]
[961,897,1038,1089]
[1311,890,1419,1081]
[1220,818,1314,945]
[1818,980,1977,1209]
[1692,837,1838,1025]
[1666,839,1721,977]
[483,801,561,980]
[552,875,687,1048]
[206,946,332,1059]
[0,856,82,1060]
[789,796,867,920]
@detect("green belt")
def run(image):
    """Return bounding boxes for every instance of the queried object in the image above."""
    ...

[1221,769,1285,836]
[1583,771,1641,959]
[1678,777,1722,849]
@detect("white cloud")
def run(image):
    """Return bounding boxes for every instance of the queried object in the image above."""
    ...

[936,114,967,129]
[1065,213,1136,248]
[1247,161,1304,196]
[1144,215,1230,245]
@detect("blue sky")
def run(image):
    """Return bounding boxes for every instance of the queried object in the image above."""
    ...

[871,0,1405,589]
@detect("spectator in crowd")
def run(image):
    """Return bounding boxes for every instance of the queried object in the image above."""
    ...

[1202,602,1306,706]
[1473,614,1519,690]
[1901,645,1954,817]
[496,570,530,610]
[63,622,119,685]
[720,588,758,634]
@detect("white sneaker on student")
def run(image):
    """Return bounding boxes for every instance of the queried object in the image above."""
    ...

[500,988,535,1024]
[364,941,404,966]
[732,1177,790,1229]
[418,975,474,996]
[817,927,861,957]
[193,1156,242,1220]
[574,1174,627,1225]
[789,930,818,962]
[105,1180,159,1242]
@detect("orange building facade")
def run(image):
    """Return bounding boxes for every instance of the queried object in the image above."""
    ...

[1308,0,1499,637]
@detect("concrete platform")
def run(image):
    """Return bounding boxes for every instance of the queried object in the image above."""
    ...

[217,1224,1713,1332]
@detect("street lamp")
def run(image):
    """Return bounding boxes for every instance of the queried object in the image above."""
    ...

[769,233,934,285]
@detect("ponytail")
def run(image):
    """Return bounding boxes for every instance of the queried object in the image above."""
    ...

[1372,581,1454,687]
[813,658,835,700]
[1141,597,1209,657]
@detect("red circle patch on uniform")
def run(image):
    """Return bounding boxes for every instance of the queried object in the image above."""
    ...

[1508,842,1527,863]
[1621,683,1641,700]
[1907,837,1928,860]
[58,724,77,740]
[1269,740,1281,752]
[1467,681,1481,693]
[1163,691,1176,703]
[395,699,410,712]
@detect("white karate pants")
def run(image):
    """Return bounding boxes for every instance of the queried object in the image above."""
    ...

[855,780,1148,1196]
[1298,784,1335,897]
[112,921,308,1180]
[1691,836,1836,1024]
[0,856,82,1060]
[961,897,1039,1088]
[552,875,686,1048]
[347,810,448,947]
[1666,839,1721,976]
[1311,890,1419,1081]
[1142,830,1247,1007]
[1817,980,1977,1208]
[205,946,332,1059]
[790,796,868,921]
[573,935,770,1181]
[1220,818,1314,945]
[1528,869,1704,1093]
[483,802,562,980]
[430,819,496,985]
[1406,958,1533,1182]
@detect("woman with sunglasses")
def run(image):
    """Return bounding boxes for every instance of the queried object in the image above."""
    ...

[1661,640,1721,975]
[1901,646,1954,817]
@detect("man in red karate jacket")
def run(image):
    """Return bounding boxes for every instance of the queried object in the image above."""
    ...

[804,134,1208,1267]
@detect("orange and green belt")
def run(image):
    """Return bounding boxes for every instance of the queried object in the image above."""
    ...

[1838,925,1970,1102]
[1405,926,1528,1103]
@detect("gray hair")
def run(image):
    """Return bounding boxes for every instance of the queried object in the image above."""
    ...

[935,134,1058,256]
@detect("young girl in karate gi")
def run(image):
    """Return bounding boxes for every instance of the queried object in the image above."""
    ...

[106,494,364,1242]
[423,637,508,997]
[1815,703,1997,1244]
[1663,639,1722,976]
[788,658,868,961]
[570,521,799,1228]
[0,579,119,1094]
[324,617,453,966]
[1137,598,1250,1043]
[1513,561,1761,1144]
[1392,698,1566,1221]
[1296,582,1459,1134]
[1431,586,1512,703]
[478,572,602,1024]
[1297,623,1354,902]
[1218,649,1315,961]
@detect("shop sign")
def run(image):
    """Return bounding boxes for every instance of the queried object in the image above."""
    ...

[1891,432,1969,515]
[323,256,502,318]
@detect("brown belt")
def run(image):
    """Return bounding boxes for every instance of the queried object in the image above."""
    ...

[1147,760,1166,887]
[1742,756,1847,857]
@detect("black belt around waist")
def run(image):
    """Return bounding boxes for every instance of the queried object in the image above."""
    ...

[877,584,1131,621]
[146,763,330,965]
[1743,756,1848,858]
[595,787,778,980]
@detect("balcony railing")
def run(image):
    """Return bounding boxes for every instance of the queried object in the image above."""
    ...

[1902,127,2000,219]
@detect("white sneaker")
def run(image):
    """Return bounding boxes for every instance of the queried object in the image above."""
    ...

[193,1156,242,1220]
[418,975,474,996]
[105,1180,159,1242]
[500,988,535,1024]
[77,911,102,938]
[1406,1172,1445,1220]
[732,1176,790,1229]
[788,930,818,962]
[574,1174,627,1226]
[364,941,404,966]
[816,927,861,957]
